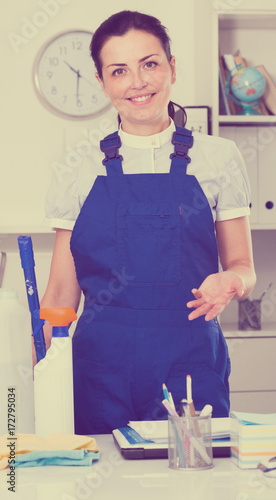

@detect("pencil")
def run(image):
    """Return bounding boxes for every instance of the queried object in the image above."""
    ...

[162,383,170,402]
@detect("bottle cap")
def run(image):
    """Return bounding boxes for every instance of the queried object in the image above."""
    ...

[37,307,77,326]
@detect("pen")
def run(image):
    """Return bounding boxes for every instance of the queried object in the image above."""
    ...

[186,373,204,447]
[186,374,196,417]
[259,282,272,301]
[200,404,213,417]
[179,398,187,417]
[162,398,186,467]
[179,398,193,466]
[162,384,176,411]
[168,392,176,412]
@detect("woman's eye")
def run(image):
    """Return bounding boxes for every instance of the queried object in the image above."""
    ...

[144,61,157,69]
[113,68,125,76]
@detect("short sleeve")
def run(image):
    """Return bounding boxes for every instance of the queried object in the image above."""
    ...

[44,146,104,230]
[215,140,251,222]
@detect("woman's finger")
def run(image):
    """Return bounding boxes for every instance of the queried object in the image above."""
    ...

[187,297,205,309]
[191,288,202,299]
[188,302,213,320]
[204,303,225,321]
[236,287,245,298]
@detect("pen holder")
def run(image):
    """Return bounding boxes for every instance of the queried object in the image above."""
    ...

[238,299,261,330]
[168,413,213,471]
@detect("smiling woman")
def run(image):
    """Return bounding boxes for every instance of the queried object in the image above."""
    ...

[42,10,256,435]
[90,10,180,134]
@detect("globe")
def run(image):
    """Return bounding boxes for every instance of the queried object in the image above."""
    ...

[227,67,266,115]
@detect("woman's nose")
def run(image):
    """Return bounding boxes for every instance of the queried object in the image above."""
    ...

[130,70,147,89]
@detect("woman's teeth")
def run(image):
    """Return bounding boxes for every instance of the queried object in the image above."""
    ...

[130,94,153,102]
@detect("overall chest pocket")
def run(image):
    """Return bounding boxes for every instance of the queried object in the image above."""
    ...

[117,203,181,286]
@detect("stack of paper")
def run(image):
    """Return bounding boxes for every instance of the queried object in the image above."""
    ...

[231,411,276,469]
[128,418,230,442]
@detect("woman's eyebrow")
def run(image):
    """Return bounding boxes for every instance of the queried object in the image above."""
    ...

[107,54,159,68]
[139,53,159,63]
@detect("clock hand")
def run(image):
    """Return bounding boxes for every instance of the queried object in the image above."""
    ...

[64,60,79,75]
[64,60,81,99]
[64,60,94,87]
[76,72,80,100]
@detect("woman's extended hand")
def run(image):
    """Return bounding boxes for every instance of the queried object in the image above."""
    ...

[187,271,245,321]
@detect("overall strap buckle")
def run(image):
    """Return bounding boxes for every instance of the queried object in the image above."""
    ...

[170,127,194,164]
[100,133,123,166]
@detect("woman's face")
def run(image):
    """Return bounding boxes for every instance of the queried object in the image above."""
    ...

[96,29,176,135]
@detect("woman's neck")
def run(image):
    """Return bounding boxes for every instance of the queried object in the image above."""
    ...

[120,116,171,136]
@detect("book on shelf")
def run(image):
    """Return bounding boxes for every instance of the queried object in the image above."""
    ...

[233,50,246,70]
[255,65,276,115]
[218,49,236,115]
[219,62,230,115]
[223,53,236,74]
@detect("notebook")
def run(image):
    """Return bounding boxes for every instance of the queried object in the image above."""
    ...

[112,418,231,459]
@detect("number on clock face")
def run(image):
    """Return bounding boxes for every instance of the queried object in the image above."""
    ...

[34,31,110,119]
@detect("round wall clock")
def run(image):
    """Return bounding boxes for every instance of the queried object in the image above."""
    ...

[33,30,111,119]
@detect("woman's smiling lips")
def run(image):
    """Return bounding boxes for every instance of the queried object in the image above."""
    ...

[127,93,155,104]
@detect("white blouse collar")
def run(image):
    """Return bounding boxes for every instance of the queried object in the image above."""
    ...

[118,120,175,149]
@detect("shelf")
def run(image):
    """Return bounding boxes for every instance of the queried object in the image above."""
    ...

[0,232,55,253]
[251,224,276,230]
[222,323,276,338]
[219,115,276,126]
[0,226,53,235]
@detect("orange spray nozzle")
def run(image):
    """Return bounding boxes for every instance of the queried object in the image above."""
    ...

[39,307,77,326]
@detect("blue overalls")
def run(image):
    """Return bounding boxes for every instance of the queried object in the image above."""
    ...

[70,126,231,435]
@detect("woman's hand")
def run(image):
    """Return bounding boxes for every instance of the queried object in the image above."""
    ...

[187,271,245,321]
[187,217,256,321]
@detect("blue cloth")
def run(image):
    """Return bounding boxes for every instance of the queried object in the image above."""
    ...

[71,126,231,435]
[14,449,100,467]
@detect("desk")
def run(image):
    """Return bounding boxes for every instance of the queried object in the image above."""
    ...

[0,434,274,500]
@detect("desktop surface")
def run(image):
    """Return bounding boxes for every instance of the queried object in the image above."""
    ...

[0,434,274,499]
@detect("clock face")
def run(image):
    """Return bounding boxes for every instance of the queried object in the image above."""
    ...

[33,30,111,119]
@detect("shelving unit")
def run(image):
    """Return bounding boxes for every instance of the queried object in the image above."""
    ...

[213,9,276,229]
[213,8,276,412]
[219,115,276,125]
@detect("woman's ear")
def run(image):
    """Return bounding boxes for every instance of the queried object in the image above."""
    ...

[170,56,176,84]
[95,73,109,97]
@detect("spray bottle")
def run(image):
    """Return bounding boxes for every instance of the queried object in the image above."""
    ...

[33,307,77,438]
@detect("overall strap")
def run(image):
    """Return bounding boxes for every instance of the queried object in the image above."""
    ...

[100,131,123,175]
[170,126,194,174]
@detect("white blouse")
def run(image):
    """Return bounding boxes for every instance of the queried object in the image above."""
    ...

[44,121,250,230]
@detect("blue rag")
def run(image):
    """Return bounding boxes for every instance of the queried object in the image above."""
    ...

[14,449,100,467]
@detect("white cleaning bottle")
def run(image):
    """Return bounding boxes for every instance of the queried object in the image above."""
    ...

[33,307,77,438]
[0,289,35,435]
